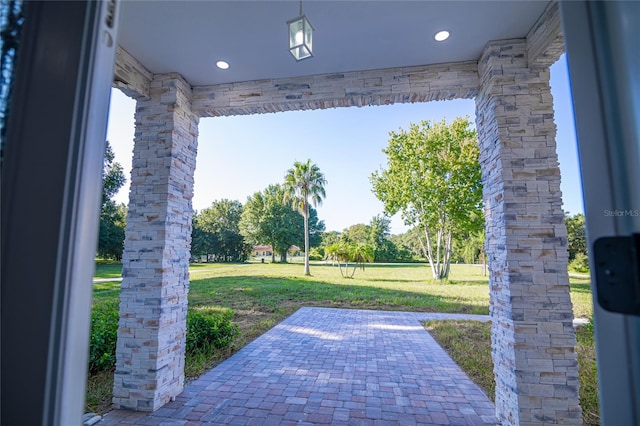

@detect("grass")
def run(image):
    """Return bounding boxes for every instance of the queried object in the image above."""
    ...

[425,320,599,426]
[85,371,114,414]
[187,262,492,316]
[576,322,600,426]
[423,320,495,399]
[93,259,122,279]
[568,275,595,319]
[88,261,597,421]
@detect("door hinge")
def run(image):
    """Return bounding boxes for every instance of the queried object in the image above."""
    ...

[593,234,640,316]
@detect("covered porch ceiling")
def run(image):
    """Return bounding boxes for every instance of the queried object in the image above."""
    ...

[117,1,553,87]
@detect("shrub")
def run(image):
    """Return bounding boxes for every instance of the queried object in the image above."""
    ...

[309,247,324,260]
[88,301,119,374]
[569,252,590,273]
[186,307,238,355]
[88,303,237,375]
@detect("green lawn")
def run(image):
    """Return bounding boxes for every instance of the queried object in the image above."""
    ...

[88,261,596,417]
[187,262,493,315]
[93,260,123,279]
[568,275,594,319]
[94,261,593,319]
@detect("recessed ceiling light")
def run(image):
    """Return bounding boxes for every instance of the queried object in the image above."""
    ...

[434,30,450,42]
[216,60,230,70]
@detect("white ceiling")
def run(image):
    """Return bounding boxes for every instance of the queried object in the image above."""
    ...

[117,1,549,87]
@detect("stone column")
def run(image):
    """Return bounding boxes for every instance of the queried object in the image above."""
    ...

[475,40,582,425]
[113,74,199,412]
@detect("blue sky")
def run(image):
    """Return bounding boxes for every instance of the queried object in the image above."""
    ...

[106,54,583,235]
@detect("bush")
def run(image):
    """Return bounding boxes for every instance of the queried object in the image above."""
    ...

[569,252,590,273]
[87,303,238,375]
[309,247,324,261]
[89,301,119,374]
[186,307,238,355]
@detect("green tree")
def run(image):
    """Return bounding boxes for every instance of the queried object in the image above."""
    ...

[305,207,325,249]
[101,141,126,204]
[193,199,249,262]
[342,216,402,262]
[284,159,327,275]
[367,214,400,262]
[451,228,486,275]
[341,223,370,244]
[565,213,589,272]
[240,184,299,262]
[320,231,341,247]
[98,203,127,260]
[452,230,485,264]
[191,210,214,261]
[312,230,341,260]
[390,227,424,260]
[451,210,486,266]
[97,141,127,260]
[368,215,390,244]
[565,213,587,260]
[326,242,375,278]
[240,184,324,263]
[371,117,483,279]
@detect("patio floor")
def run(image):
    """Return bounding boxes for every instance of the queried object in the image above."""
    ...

[99,307,498,425]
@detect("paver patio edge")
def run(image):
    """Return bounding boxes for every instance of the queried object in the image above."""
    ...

[101,307,498,425]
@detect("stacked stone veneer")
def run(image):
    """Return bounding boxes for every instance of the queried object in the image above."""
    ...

[475,40,581,425]
[192,61,479,117]
[113,73,199,411]
[526,0,564,68]
[114,45,152,99]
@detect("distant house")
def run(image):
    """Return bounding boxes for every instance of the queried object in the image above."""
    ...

[253,245,272,257]
[288,245,302,256]
[252,245,302,257]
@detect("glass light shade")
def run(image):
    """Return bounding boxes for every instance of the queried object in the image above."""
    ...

[287,14,313,60]
[434,30,450,42]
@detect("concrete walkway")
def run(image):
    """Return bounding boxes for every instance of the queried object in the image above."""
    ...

[100,308,498,425]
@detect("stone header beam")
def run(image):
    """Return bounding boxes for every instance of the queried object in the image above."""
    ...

[191,61,480,117]
[114,46,152,100]
[527,0,564,68]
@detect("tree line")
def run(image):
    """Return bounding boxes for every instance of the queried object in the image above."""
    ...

[565,213,588,272]
[99,116,589,278]
[98,141,127,260]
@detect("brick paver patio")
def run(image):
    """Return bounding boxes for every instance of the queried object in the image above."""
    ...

[100,307,498,425]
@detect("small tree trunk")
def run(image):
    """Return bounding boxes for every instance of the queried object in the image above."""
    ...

[442,230,452,279]
[421,224,438,279]
[303,202,310,275]
[435,226,442,277]
[482,245,487,276]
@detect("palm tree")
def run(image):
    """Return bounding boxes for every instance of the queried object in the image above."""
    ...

[325,242,374,278]
[284,159,327,275]
[346,242,375,277]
